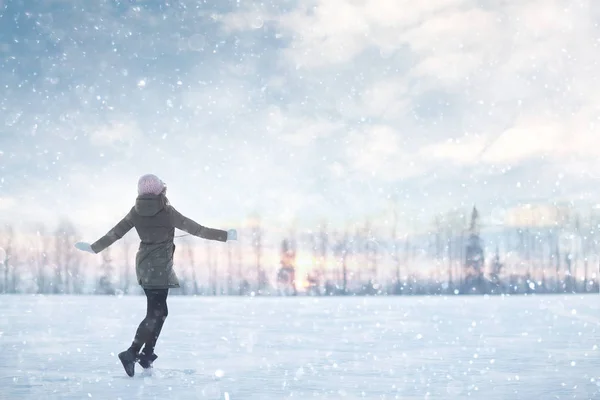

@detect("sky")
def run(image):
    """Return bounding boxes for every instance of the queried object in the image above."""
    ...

[1,0,600,240]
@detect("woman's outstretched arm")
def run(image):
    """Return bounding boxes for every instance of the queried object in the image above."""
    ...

[90,211,135,253]
[169,206,228,242]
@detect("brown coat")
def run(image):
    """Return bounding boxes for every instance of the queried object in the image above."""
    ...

[90,194,227,289]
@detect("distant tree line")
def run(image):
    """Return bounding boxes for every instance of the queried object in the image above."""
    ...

[0,204,598,296]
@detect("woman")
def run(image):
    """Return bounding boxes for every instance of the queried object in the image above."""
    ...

[74,174,237,377]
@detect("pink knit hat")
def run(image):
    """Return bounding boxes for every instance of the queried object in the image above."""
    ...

[137,174,166,195]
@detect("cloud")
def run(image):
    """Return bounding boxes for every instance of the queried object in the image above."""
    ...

[0,197,16,211]
[3,0,600,239]
[278,119,341,147]
[345,125,423,181]
[421,110,600,167]
[263,106,344,146]
[88,120,142,148]
[359,78,409,120]
[269,0,473,69]
[421,135,486,166]
[278,0,372,68]
[220,10,267,32]
[482,118,566,163]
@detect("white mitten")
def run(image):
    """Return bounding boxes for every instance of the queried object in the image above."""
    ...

[74,242,95,254]
[227,229,238,241]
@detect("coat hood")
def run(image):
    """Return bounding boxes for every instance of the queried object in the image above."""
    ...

[134,194,168,216]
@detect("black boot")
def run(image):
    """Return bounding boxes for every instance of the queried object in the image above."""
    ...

[137,349,158,369]
[118,349,138,377]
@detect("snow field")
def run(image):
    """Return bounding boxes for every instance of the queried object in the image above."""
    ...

[0,294,599,399]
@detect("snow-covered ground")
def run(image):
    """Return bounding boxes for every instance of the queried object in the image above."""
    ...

[0,294,598,400]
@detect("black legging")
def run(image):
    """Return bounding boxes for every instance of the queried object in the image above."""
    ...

[128,289,169,355]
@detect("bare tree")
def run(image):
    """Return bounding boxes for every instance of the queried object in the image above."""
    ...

[1,225,15,293]
[121,235,133,294]
[318,220,328,284]
[8,233,19,294]
[353,224,363,284]
[446,224,454,292]
[362,218,379,294]
[214,246,221,295]
[237,230,248,295]
[555,232,561,292]
[341,228,350,294]
[391,206,402,292]
[434,215,443,262]
[34,224,51,294]
[251,215,266,293]
[403,236,411,293]
[71,251,84,295]
[206,239,216,295]
[227,236,234,295]
[96,247,116,295]
[186,238,199,295]
[311,230,319,281]
[54,219,79,294]
[53,225,65,294]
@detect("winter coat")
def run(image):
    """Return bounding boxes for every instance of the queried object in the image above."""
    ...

[90,194,227,289]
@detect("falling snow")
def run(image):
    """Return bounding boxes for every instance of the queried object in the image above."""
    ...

[2,1,600,399]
